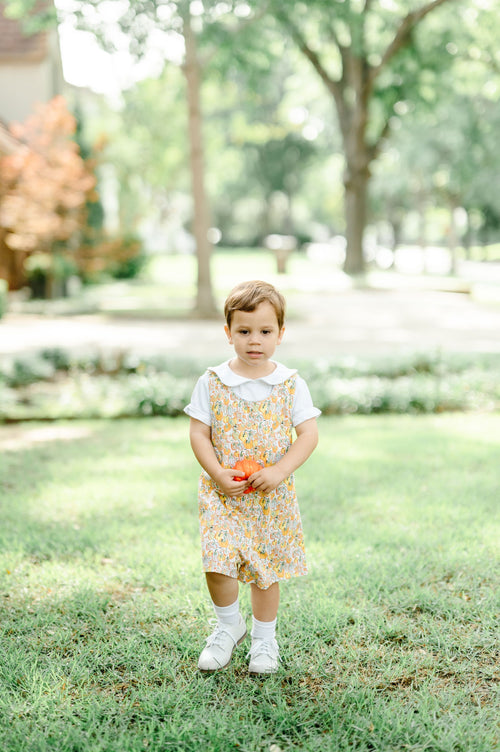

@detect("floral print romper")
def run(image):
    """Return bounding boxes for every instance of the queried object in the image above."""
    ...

[198,371,308,590]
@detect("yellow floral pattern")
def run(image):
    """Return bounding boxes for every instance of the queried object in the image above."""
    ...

[198,372,308,589]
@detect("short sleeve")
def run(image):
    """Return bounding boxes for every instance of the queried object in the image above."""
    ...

[184,373,211,425]
[292,376,321,427]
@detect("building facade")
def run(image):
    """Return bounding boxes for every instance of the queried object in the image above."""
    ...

[0,8,63,126]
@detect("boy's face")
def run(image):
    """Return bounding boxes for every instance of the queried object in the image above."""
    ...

[225,301,285,374]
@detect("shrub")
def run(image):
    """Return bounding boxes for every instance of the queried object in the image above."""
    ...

[5,354,56,387]
[125,372,193,416]
[0,349,498,423]
[40,348,74,371]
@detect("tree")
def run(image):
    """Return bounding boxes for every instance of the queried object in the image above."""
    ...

[370,4,500,261]
[0,95,95,293]
[11,0,270,315]
[88,41,335,256]
[268,0,458,274]
[206,45,332,246]
[4,0,222,315]
[174,4,213,315]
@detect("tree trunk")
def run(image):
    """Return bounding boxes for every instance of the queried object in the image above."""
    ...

[182,14,218,318]
[343,164,369,275]
[447,201,459,275]
[462,209,472,259]
[341,98,371,275]
[390,211,403,253]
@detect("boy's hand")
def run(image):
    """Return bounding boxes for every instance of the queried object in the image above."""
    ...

[215,468,250,497]
[247,466,286,495]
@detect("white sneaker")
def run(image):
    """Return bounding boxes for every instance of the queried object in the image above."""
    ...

[198,615,247,671]
[248,638,281,674]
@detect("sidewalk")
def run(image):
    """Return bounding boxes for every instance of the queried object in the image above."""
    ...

[1,282,500,362]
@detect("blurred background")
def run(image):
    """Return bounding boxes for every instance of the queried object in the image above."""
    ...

[0,0,499,420]
[1,7,498,748]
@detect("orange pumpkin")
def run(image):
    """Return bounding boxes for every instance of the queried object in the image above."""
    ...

[233,458,263,494]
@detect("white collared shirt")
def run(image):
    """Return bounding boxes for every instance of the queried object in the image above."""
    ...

[184,360,321,427]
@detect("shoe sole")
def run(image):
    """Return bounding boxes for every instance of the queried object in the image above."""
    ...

[248,666,279,676]
[198,630,247,672]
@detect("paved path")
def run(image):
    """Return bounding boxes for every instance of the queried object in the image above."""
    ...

[1,284,499,362]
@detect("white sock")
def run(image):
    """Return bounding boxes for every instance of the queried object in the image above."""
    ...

[213,599,240,626]
[251,616,277,642]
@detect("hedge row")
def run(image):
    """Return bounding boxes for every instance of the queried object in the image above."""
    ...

[0,349,499,422]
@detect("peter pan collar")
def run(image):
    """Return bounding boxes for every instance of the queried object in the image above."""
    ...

[209,360,297,386]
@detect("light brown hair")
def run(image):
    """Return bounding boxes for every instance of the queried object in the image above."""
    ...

[224,280,286,330]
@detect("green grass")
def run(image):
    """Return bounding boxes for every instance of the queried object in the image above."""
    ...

[12,244,500,319]
[8,249,284,318]
[0,415,498,752]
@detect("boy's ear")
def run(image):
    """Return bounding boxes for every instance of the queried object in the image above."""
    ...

[224,324,232,343]
[277,326,285,344]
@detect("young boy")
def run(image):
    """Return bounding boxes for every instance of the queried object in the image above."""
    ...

[185,280,320,673]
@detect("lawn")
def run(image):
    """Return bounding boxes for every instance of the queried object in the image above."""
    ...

[11,245,499,319]
[0,414,498,752]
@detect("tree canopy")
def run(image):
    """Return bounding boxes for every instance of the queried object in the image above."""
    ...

[2,0,499,300]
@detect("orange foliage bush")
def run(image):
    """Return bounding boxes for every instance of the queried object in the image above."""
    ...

[0,96,96,288]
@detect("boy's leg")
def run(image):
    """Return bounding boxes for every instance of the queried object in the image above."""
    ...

[250,581,279,620]
[198,572,246,671]
[248,582,281,674]
[205,571,239,606]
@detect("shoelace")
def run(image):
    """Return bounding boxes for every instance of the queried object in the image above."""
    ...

[205,621,238,649]
[247,639,280,661]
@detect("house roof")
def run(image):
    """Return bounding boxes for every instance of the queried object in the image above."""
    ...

[0,8,47,63]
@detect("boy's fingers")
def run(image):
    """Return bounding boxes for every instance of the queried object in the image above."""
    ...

[229,472,246,483]
[247,471,260,481]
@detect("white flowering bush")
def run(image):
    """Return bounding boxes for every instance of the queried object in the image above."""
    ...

[0,350,498,422]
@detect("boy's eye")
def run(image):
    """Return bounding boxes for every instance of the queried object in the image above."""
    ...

[262,330,271,335]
